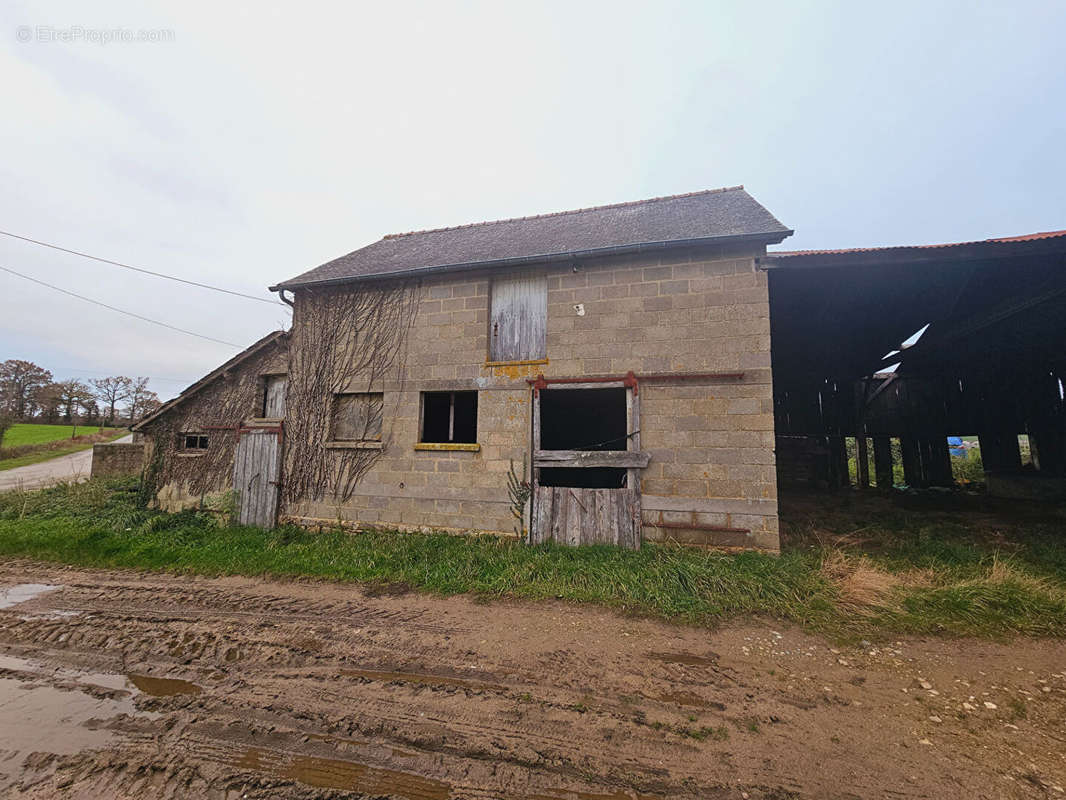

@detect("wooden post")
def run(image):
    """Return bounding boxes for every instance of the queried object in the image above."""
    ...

[827,436,847,488]
[927,437,954,487]
[872,437,893,490]
[856,436,870,488]
[979,430,1022,474]
[901,437,923,487]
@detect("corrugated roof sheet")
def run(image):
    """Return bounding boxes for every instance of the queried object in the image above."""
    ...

[769,229,1066,259]
[274,187,791,289]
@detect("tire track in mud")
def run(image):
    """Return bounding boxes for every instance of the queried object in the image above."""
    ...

[1,563,1062,799]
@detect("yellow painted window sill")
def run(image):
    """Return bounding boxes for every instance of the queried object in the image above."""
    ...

[414,442,481,452]
[484,358,548,367]
[176,452,206,458]
[325,441,383,450]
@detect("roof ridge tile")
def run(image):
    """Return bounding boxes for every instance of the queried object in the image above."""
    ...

[381,186,746,240]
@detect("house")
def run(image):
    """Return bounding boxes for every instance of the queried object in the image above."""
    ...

[135,187,791,550]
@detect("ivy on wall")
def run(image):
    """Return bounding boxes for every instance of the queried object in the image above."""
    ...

[283,281,419,504]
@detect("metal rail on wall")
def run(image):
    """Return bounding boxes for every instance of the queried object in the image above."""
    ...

[526,370,745,395]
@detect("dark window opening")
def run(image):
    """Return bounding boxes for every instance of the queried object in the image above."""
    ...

[182,434,208,450]
[331,393,383,441]
[539,467,627,488]
[539,388,627,451]
[538,387,630,488]
[421,391,478,443]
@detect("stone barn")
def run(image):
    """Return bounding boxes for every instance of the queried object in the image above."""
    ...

[137,187,791,550]
[132,331,289,520]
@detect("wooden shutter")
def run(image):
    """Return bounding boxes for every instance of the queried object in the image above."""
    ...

[264,376,287,418]
[331,393,383,441]
[489,273,547,362]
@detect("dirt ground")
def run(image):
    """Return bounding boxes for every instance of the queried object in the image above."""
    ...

[0,561,1063,799]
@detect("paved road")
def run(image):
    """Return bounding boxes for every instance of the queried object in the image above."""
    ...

[0,435,132,493]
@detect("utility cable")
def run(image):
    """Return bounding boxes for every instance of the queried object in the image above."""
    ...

[1,264,242,348]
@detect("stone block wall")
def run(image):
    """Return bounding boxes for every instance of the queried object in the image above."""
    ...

[90,442,146,478]
[286,241,779,550]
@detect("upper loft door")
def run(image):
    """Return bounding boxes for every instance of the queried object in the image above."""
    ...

[489,272,547,362]
[263,375,288,418]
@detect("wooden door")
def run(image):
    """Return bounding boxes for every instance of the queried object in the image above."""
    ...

[530,487,640,547]
[264,375,288,418]
[233,424,282,528]
[489,273,547,362]
[529,381,645,549]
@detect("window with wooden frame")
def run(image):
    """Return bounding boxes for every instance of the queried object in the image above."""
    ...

[488,272,547,363]
[330,392,383,442]
[420,391,477,444]
[180,433,209,451]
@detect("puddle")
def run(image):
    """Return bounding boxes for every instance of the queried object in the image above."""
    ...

[0,654,202,697]
[0,583,61,609]
[233,747,451,799]
[127,674,202,696]
[647,651,719,667]
[340,667,504,693]
[0,654,131,693]
[0,675,144,789]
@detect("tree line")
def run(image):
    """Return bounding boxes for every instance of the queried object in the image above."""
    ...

[0,359,162,428]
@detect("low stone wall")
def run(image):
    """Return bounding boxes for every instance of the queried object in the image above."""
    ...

[91,442,146,478]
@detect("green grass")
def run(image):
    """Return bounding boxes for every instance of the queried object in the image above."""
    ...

[0,429,126,472]
[2,424,111,447]
[0,479,1064,640]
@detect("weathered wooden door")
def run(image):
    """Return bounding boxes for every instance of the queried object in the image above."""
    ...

[489,272,547,362]
[263,375,287,418]
[529,380,647,549]
[531,487,641,547]
[233,423,282,528]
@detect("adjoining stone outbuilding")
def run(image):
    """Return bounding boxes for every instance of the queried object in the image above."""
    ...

[136,187,792,550]
[131,331,289,519]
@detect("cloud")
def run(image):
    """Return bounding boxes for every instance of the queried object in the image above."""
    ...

[1,0,1064,399]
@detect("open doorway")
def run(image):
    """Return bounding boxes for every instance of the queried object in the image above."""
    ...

[538,388,628,488]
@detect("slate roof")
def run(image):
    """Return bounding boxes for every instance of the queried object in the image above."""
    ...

[273,186,791,289]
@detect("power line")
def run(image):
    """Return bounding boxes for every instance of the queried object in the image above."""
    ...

[51,367,196,385]
[1,264,243,348]
[0,229,284,306]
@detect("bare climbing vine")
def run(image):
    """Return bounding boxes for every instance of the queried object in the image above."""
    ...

[140,353,277,498]
[283,280,419,505]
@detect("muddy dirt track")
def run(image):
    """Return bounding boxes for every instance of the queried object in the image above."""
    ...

[0,561,1063,799]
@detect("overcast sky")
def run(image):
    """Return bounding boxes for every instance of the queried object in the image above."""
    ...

[2,1,1064,401]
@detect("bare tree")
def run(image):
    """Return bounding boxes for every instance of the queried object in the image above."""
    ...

[33,383,63,423]
[91,376,132,426]
[126,377,161,424]
[52,379,93,425]
[0,360,53,420]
